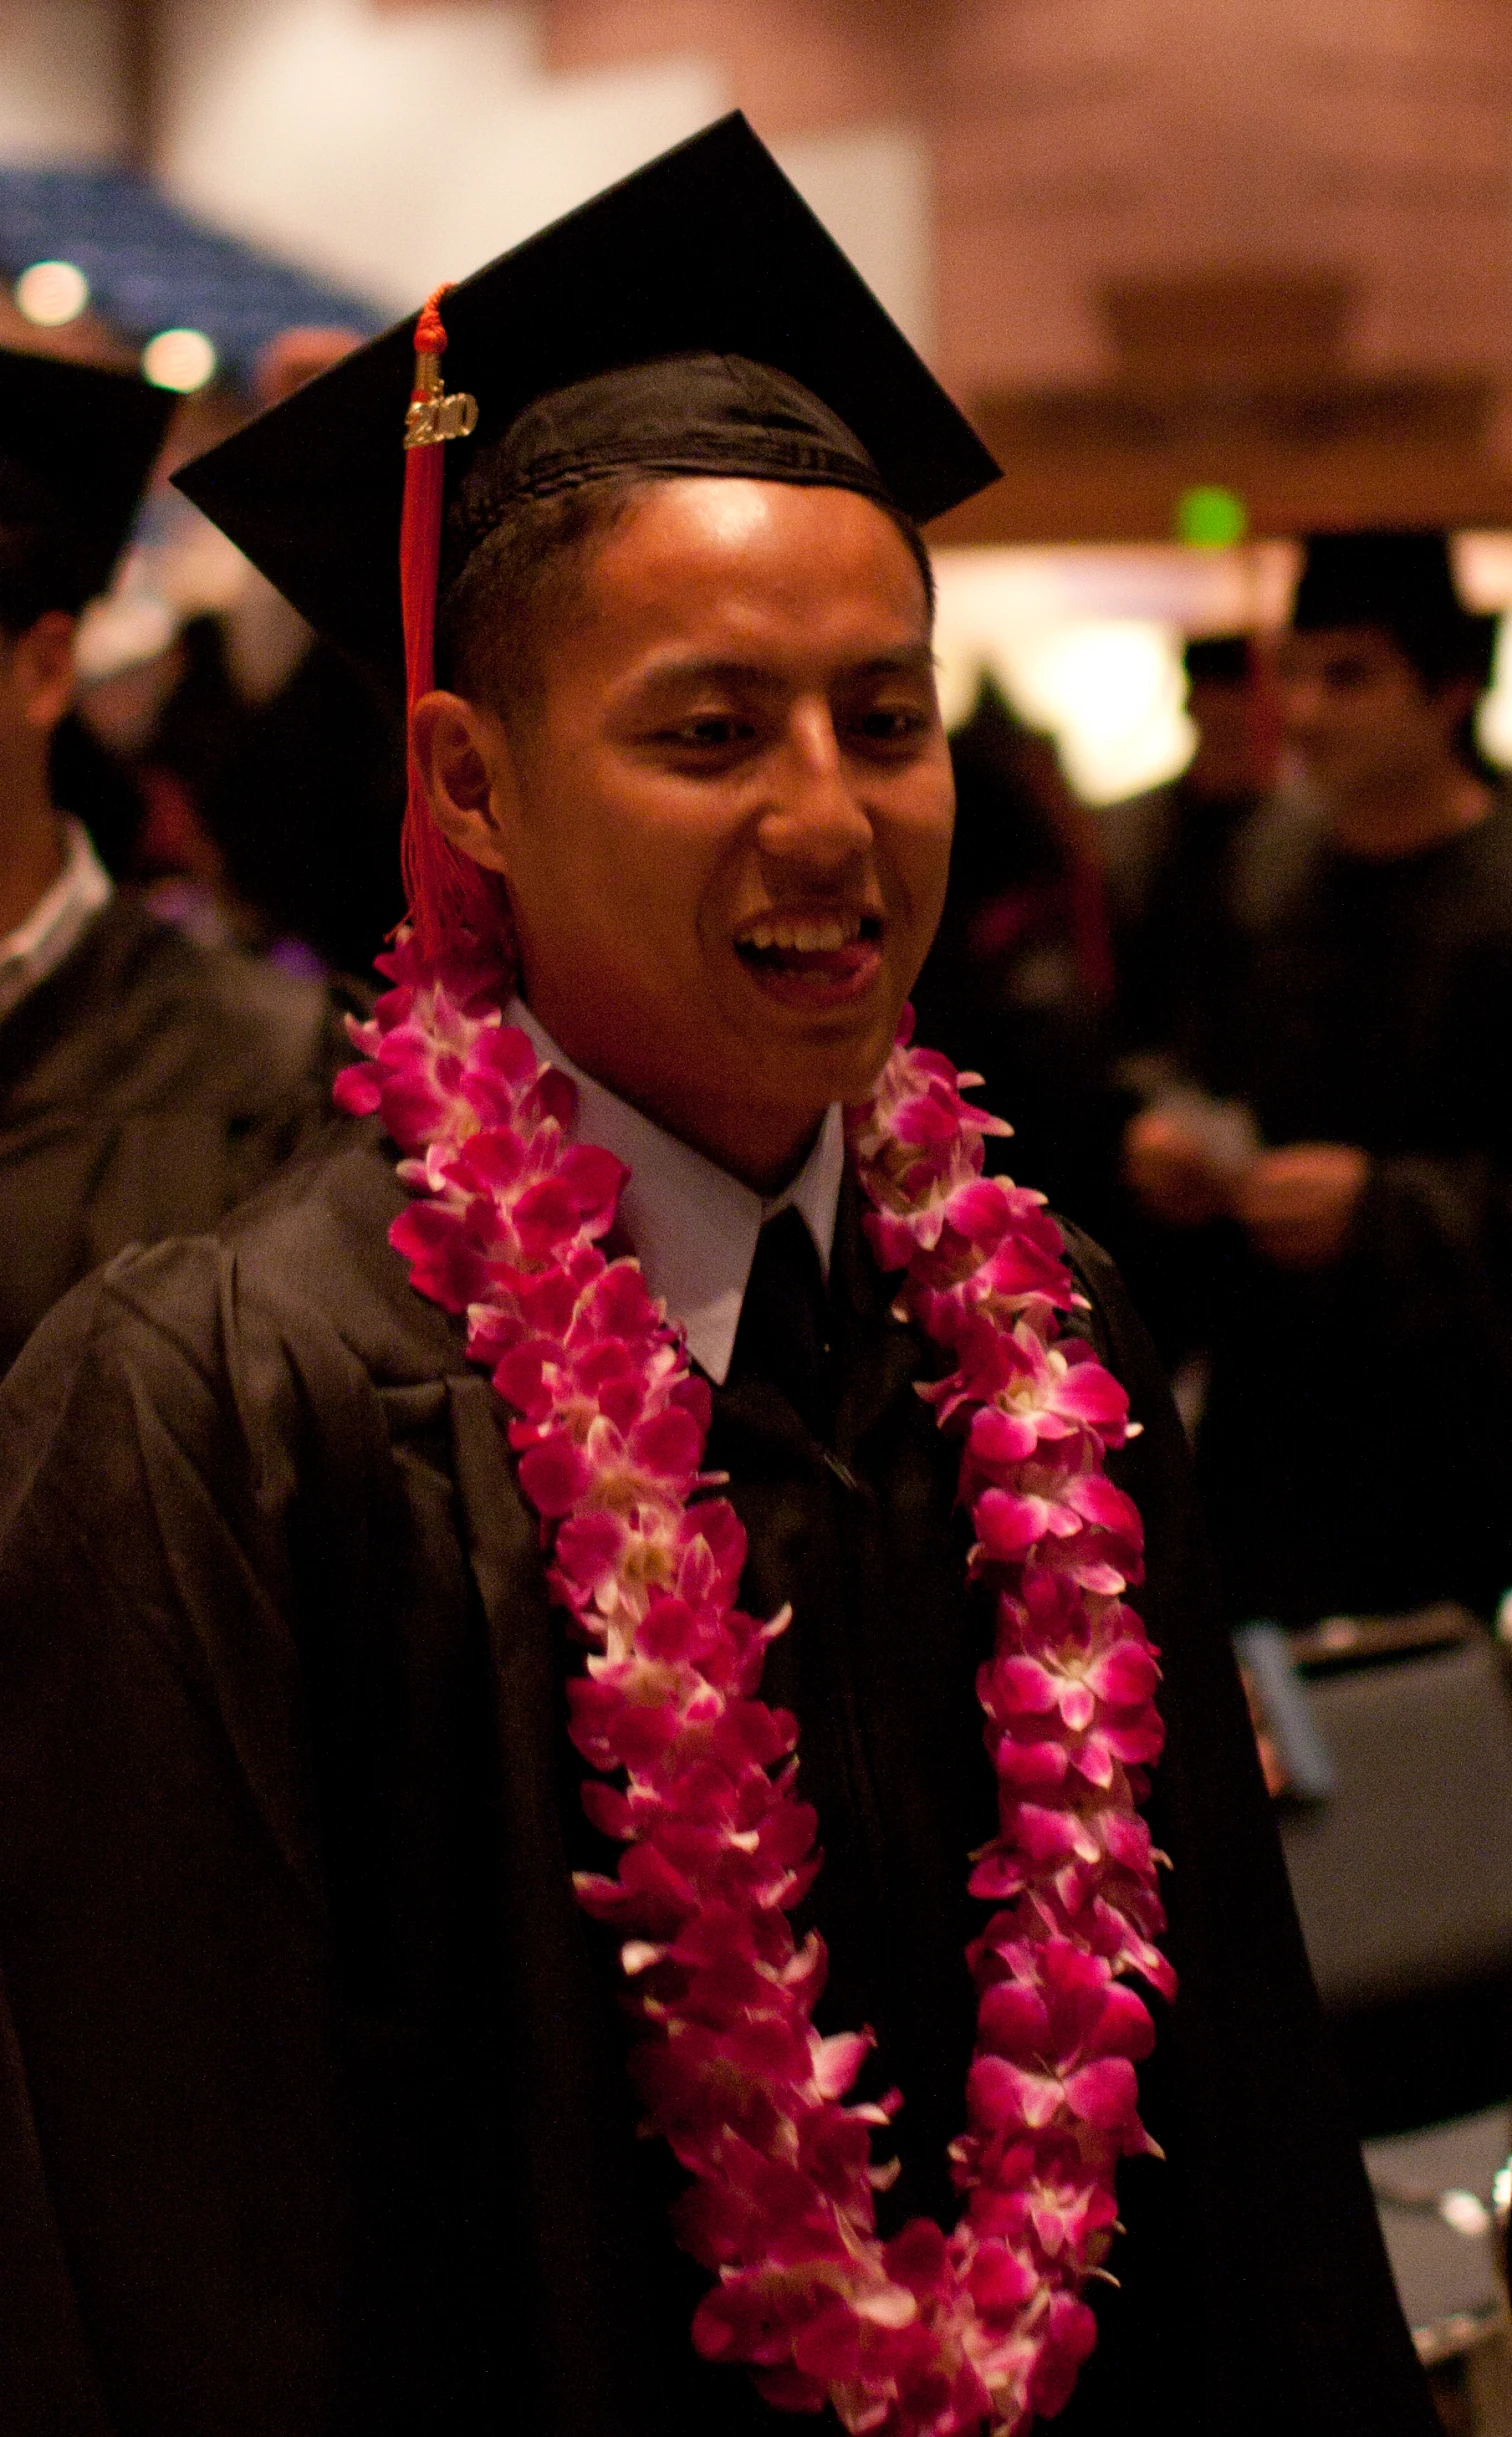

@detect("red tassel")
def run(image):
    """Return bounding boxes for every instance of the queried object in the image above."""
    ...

[398,284,498,957]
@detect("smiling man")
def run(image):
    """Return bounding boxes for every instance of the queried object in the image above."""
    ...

[0,125,1431,2437]
[417,468,947,1190]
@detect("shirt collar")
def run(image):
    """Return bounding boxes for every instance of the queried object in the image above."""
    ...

[508,998,846,1384]
[0,818,113,1030]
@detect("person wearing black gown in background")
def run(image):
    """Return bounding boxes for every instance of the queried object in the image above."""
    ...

[911,676,1117,1236]
[1100,634,1276,1097]
[0,127,1433,2437]
[1125,531,1512,1625]
[0,346,357,1374]
[1097,635,1278,1374]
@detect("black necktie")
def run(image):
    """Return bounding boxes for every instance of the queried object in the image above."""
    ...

[728,1205,833,1437]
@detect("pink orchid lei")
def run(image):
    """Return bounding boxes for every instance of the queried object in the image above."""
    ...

[336,932,1173,2437]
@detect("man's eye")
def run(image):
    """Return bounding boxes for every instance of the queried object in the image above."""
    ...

[852,706,927,744]
[658,715,755,749]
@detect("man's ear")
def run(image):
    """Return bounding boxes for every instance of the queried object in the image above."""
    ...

[409,688,519,877]
[13,611,75,734]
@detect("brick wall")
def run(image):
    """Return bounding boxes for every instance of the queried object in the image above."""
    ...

[543,0,925,135]
[543,0,1512,397]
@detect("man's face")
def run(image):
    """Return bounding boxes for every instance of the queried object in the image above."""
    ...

[450,478,953,1176]
[1277,625,1470,804]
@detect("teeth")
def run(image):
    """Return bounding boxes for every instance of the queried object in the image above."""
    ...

[738,913,864,953]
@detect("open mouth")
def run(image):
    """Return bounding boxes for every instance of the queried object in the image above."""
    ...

[732,910,884,1005]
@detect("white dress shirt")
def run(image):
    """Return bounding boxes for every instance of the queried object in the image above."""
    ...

[509,999,845,1384]
[0,818,113,1030]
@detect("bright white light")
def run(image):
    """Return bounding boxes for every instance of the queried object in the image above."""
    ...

[141,327,218,393]
[935,619,1195,804]
[1438,2189,1491,2240]
[1475,613,1512,770]
[1003,622,1191,803]
[932,546,1287,800]
[933,574,1193,803]
[73,589,177,687]
[14,259,89,326]
[154,0,723,313]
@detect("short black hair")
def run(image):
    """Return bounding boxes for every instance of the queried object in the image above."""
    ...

[1183,634,1253,687]
[1292,530,1495,696]
[0,459,84,640]
[435,466,936,721]
[0,351,171,640]
[1300,605,1498,699]
[435,473,644,716]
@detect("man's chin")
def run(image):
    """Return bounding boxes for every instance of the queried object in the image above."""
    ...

[740,1013,902,1114]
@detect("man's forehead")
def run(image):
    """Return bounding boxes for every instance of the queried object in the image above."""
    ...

[596,475,928,592]
[488,479,924,668]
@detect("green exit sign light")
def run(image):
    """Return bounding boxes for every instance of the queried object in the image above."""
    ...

[1177,485,1249,547]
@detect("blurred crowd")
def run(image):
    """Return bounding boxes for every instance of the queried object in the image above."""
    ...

[918,528,1512,1649]
[53,325,404,982]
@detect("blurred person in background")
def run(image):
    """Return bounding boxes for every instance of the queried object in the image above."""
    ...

[180,323,404,976]
[1100,634,1280,1371]
[1123,530,1512,1624]
[0,343,356,1374]
[911,672,1117,1226]
[122,601,403,978]
[81,322,404,978]
[1101,633,1279,1089]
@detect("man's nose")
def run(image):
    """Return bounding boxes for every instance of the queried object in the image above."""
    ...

[756,703,873,863]
[1279,679,1323,734]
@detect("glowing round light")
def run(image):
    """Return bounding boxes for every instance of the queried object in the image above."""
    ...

[14,259,90,327]
[1176,484,1249,548]
[141,327,218,394]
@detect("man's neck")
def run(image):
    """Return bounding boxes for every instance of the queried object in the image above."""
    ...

[516,996,826,1196]
[585,1060,823,1199]
[1327,762,1494,861]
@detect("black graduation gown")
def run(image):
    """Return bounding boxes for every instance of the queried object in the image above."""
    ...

[1098,777,1264,1087]
[1191,797,1512,1621]
[0,1118,1432,2437]
[0,891,355,1376]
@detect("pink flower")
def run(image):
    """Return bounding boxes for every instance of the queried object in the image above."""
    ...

[1028,2294,1099,2418]
[930,1323,1129,1470]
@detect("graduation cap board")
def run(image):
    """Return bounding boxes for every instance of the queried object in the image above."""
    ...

[174,113,1000,697]
[0,345,175,609]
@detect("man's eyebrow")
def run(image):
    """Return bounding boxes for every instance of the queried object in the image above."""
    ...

[851,645,937,679]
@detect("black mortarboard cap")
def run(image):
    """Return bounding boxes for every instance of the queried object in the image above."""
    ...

[0,345,175,615]
[1292,529,1492,687]
[173,113,1000,692]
